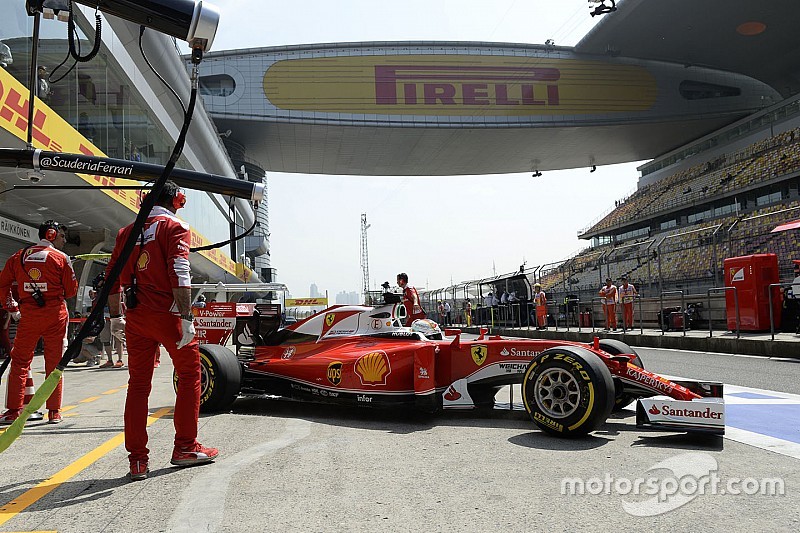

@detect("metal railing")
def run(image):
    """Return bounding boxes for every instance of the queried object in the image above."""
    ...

[659,290,686,336]
[619,294,644,335]
[707,286,739,338]
[768,282,794,340]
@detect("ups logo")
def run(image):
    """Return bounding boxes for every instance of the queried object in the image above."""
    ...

[327,362,343,386]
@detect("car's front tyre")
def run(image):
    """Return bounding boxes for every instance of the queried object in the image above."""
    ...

[522,346,615,437]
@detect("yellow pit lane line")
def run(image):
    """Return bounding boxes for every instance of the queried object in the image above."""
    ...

[0,407,172,527]
[78,396,100,403]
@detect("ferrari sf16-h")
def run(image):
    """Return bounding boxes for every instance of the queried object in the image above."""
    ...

[185,292,724,438]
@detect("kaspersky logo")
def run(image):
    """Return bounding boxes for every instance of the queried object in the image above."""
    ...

[375,65,560,107]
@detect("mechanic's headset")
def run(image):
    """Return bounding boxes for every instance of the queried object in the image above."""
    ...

[143,184,186,210]
[40,220,61,242]
[172,188,187,210]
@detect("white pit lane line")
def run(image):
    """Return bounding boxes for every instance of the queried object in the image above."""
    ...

[627,376,800,460]
[168,419,312,532]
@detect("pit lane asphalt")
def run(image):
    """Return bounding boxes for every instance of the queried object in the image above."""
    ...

[1,344,798,533]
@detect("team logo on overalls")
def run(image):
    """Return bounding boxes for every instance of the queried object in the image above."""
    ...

[137,251,150,271]
[472,345,488,366]
[28,268,42,280]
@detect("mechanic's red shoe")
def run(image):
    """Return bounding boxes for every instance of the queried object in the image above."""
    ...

[48,410,62,424]
[0,409,21,425]
[170,443,219,466]
[129,460,149,481]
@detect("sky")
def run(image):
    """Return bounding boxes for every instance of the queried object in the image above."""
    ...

[208,0,644,298]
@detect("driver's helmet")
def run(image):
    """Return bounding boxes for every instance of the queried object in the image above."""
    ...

[411,318,443,340]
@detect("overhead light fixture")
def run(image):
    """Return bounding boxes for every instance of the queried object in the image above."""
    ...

[736,21,767,36]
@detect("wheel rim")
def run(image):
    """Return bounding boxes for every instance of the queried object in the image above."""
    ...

[200,360,210,397]
[534,368,581,419]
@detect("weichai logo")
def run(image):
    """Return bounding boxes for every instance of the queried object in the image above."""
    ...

[374,65,560,107]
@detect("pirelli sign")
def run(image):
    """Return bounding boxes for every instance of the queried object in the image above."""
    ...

[263,55,657,117]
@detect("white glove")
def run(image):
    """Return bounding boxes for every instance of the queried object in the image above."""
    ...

[110,316,126,342]
[176,318,196,349]
[11,311,20,321]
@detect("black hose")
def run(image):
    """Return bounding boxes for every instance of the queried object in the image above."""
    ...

[67,1,102,63]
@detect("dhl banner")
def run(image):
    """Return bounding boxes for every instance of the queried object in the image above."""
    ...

[0,67,246,280]
[286,298,328,307]
[263,55,657,116]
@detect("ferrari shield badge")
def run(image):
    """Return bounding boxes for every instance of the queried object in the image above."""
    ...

[325,313,335,326]
[471,345,488,366]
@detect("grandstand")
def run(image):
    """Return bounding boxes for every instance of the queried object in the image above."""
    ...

[421,93,800,329]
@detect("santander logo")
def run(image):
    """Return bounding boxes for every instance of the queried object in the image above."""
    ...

[649,405,661,415]
[444,386,462,401]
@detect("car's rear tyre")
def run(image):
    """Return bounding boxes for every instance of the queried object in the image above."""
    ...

[598,339,644,411]
[522,346,615,437]
[173,344,242,413]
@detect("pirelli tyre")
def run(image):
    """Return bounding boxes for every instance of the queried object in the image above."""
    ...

[173,344,242,413]
[598,339,644,411]
[522,346,615,437]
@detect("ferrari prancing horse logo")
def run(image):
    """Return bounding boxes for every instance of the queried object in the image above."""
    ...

[325,313,335,327]
[472,345,488,366]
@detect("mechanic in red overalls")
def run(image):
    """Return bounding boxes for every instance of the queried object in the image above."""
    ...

[105,181,218,481]
[397,272,425,326]
[0,221,77,425]
[599,278,618,331]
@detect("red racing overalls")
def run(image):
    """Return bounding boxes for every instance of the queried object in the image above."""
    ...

[0,239,77,411]
[402,285,426,326]
[106,206,200,462]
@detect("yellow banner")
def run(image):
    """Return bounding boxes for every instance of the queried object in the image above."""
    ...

[286,298,328,307]
[0,68,245,280]
[264,55,657,116]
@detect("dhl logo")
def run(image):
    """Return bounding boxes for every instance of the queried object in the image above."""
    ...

[375,65,560,107]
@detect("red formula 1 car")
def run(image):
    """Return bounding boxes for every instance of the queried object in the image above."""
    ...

[187,293,724,437]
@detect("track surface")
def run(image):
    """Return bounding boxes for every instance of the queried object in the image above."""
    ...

[1,344,798,532]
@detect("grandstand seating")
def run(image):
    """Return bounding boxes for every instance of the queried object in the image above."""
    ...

[583,127,800,235]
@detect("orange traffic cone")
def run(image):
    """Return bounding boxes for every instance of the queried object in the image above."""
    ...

[24,369,44,421]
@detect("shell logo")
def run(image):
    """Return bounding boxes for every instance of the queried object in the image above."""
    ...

[137,251,150,271]
[354,351,391,386]
[28,268,42,280]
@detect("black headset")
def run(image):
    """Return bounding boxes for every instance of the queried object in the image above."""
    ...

[39,220,62,242]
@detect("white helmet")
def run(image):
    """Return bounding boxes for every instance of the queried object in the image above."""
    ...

[411,318,443,340]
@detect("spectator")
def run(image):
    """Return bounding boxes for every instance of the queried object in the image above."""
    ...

[437,301,445,324]
[464,298,472,327]
[444,301,451,326]
[599,278,618,331]
[483,292,494,307]
[37,65,51,102]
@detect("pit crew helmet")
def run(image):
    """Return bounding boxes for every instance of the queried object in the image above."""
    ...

[411,318,443,340]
